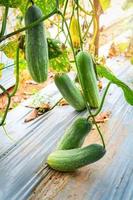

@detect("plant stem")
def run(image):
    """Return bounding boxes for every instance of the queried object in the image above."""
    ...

[56,0,59,8]
[2,125,14,141]
[0,6,9,38]
[64,1,75,45]
[87,104,105,148]
[58,9,105,148]
[83,17,93,40]
[0,45,20,126]
[87,82,111,119]
[74,1,93,15]
[0,9,57,43]
[10,45,20,97]
[0,85,11,126]
[76,0,83,50]
[29,0,34,5]
[62,0,69,30]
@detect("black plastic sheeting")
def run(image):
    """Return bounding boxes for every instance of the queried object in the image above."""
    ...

[0,57,133,200]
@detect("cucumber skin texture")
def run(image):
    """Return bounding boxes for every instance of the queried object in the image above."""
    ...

[54,73,86,111]
[25,5,48,83]
[76,51,100,108]
[47,144,106,172]
[57,118,92,150]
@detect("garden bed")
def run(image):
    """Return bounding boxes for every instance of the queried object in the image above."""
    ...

[0,56,133,200]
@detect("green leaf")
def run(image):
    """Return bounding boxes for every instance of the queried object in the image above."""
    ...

[0,40,24,59]
[48,38,63,59]
[97,65,133,105]
[99,0,110,11]
[50,50,70,73]
[0,0,22,8]
[21,0,65,15]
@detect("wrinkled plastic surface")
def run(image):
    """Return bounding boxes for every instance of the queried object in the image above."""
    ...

[0,57,133,200]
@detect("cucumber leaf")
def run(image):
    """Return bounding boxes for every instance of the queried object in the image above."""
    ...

[0,0,22,8]
[0,40,24,59]
[99,0,110,11]
[50,50,70,73]
[97,65,133,105]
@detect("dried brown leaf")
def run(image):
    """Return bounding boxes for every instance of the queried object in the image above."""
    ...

[24,109,38,122]
[108,43,120,58]
[59,99,69,106]
[95,111,111,123]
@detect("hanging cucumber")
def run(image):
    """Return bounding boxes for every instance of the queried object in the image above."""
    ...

[54,73,86,111]
[25,5,48,83]
[76,51,100,108]
[57,118,92,150]
[47,144,106,172]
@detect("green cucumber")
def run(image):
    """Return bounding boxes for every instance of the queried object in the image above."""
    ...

[47,144,106,172]
[57,118,92,150]
[76,51,100,108]
[54,73,86,111]
[25,5,48,83]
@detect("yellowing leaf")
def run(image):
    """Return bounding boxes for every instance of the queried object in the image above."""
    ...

[0,40,24,59]
[99,0,110,11]
[118,42,129,53]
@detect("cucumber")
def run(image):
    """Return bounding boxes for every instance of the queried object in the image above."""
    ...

[76,51,100,108]
[25,5,48,83]
[54,73,86,111]
[57,118,92,150]
[47,144,106,172]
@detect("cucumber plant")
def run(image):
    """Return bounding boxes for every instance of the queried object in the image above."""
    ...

[0,0,133,172]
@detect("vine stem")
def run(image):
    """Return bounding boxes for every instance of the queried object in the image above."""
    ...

[64,1,75,45]
[0,6,9,38]
[0,45,20,126]
[30,0,34,5]
[56,0,59,8]
[2,125,14,141]
[0,9,57,43]
[61,0,69,30]
[87,104,105,148]
[83,17,93,40]
[76,0,83,50]
[75,1,93,16]
[10,45,20,97]
[0,85,11,126]
[87,81,111,119]
[58,10,105,148]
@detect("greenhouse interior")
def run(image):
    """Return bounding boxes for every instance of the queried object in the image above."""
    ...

[0,0,133,199]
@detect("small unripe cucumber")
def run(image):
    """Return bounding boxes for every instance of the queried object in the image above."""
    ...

[47,144,106,172]
[54,73,86,111]
[76,51,100,108]
[25,5,48,83]
[57,118,92,150]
